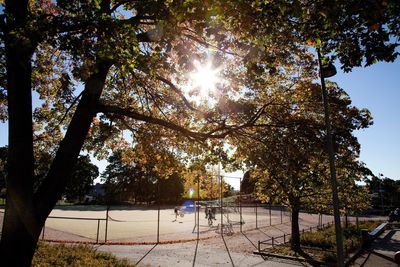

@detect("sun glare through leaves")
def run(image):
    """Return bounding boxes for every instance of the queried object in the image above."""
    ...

[186,60,224,106]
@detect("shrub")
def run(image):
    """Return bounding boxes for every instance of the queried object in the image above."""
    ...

[32,242,134,267]
[300,220,381,251]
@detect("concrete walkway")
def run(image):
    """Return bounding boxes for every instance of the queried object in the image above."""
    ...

[352,226,400,267]
[95,218,319,267]
[96,233,312,267]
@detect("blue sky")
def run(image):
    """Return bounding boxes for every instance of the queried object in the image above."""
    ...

[330,60,400,180]
[0,59,399,185]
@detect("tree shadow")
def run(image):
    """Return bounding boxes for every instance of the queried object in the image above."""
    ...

[240,231,258,249]
[295,249,329,267]
[135,243,158,266]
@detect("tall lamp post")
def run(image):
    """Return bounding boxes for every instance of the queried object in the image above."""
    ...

[379,173,385,215]
[150,176,160,243]
[317,48,344,267]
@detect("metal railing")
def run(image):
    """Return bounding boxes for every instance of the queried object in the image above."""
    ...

[41,215,107,243]
[257,221,365,259]
[258,221,334,251]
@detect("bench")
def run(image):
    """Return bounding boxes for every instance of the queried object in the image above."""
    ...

[369,222,387,239]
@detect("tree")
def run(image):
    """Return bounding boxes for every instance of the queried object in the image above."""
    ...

[230,81,372,250]
[218,0,399,71]
[0,146,6,197]
[1,2,262,264]
[102,149,185,204]
[241,171,256,195]
[221,0,398,254]
[102,151,158,204]
[158,173,185,204]
[183,162,220,200]
[367,174,400,209]
[64,155,99,202]
[1,1,398,265]
[0,1,223,266]
[0,145,98,202]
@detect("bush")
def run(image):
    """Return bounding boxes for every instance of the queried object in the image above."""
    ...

[271,221,382,263]
[300,220,381,251]
[32,242,134,267]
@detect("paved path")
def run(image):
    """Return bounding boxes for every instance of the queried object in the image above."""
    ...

[96,232,312,267]
[352,226,400,267]
[95,215,336,267]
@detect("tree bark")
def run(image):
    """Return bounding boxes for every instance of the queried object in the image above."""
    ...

[35,61,111,218]
[1,60,111,265]
[290,205,301,251]
[0,1,39,265]
[0,199,41,267]
[1,2,113,266]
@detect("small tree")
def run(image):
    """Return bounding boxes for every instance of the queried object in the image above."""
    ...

[102,149,185,204]
[231,81,372,250]
[64,155,99,202]
[241,171,256,195]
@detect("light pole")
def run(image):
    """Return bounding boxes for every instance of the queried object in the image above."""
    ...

[317,48,344,267]
[379,173,385,215]
[150,176,160,243]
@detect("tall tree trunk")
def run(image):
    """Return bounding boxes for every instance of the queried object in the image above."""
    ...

[34,61,111,218]
[1,61,111,266]
[290,205,301,251]
[0,1,40,265]
[0,199,41,267]
[1,1,112,266]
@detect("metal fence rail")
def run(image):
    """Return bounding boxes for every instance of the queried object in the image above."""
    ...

[41,215,107,243]
[257,220,367,260]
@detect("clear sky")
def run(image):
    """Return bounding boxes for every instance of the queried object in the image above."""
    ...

[0,59,399,186]
[331,60,400,180]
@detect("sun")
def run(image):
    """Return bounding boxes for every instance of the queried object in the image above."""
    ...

[190,60,221,98]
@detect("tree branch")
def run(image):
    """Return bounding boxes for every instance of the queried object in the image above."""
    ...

[183,33,241,58]
[156,75,197,112]
[97,103,269,141]
[97,103,209,140]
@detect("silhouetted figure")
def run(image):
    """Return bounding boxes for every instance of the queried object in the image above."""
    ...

[174,207,179,220]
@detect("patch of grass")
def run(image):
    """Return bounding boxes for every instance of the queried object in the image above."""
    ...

[32,242,134,267]
[300,220,381,250]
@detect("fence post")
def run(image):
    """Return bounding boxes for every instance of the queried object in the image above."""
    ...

[280,206,283,224]
[105,205,109,243]
[239,177,243,233]
[284,234,286,243]
[255,203,258,229]
[272,237,274,247]
[96,219,100,243]
[258,240,260,252]
[269,204,272,226]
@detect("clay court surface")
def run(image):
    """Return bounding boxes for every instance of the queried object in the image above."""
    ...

[2,205,324,243]
[0,206,385,266]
